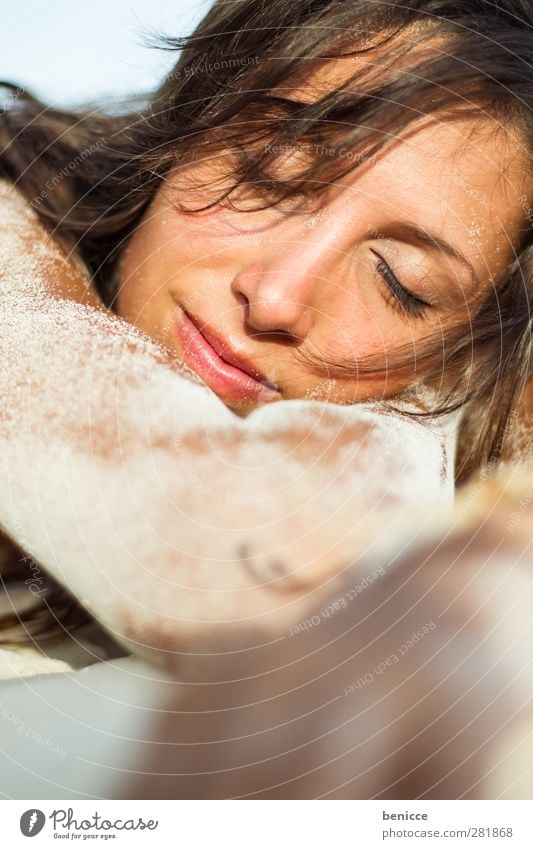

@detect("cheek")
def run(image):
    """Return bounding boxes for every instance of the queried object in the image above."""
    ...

[119,206,275,322]
[119,191,427,374]
[117,206,195,314]
[318,268,423,365]
[116,242,156,324]
[319,310,406,367]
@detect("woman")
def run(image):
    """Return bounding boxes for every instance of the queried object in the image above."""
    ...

[0,0,531,650]
[2,0,532,431]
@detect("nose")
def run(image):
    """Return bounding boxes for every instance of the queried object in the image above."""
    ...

[231,226,344,341]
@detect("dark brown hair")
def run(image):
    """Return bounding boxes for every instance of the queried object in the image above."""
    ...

[0,0,532,640]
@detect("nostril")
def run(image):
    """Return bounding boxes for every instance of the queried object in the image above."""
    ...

[231,264,262,304]
[233,289,252,327]
[232,265,312,339]
[233,290,249,309]
[242,298,309,342]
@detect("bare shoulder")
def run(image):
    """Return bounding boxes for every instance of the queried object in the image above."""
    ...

[0,178,101,307]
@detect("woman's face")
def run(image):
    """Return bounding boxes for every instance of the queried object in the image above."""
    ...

[116,66,528,414]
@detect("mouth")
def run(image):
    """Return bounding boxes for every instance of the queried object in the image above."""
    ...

[176,306,280,404]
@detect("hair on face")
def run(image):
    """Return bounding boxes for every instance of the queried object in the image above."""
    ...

[0,0,532,640]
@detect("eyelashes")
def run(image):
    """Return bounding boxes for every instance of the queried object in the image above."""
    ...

[217,185,433,320]
[372,251,431,319]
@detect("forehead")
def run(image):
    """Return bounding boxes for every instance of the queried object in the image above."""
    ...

[355,118,525,263]
[274,52,530,281]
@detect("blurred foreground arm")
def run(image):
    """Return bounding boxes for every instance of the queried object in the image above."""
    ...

[123,478,533,799]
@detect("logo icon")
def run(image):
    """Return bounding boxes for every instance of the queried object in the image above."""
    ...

[20,809,46,837]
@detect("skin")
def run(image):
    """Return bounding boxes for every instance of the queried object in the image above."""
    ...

[0,179,453,650]
[124,474,533,799]
[1,53,533,796]
[1,206,532,799]
[116,58,529,415]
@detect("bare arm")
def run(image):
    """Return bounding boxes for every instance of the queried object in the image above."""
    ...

[124,477,533,799]
[0,183,451,673]
[0,293,451,668]
[0,178,103,565]
[0,178,102,308]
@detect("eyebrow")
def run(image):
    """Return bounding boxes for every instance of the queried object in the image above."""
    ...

[262,99,482,294]
[379,221,479,294]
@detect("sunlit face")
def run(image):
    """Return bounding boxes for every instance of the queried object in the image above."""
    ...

[116,58,528,415]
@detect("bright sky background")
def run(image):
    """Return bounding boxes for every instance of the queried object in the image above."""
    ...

[0,0,211,107]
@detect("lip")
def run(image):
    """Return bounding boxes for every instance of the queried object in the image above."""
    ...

[177,306,280,404]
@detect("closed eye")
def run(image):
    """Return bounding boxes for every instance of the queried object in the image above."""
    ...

[371,250,431,319]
